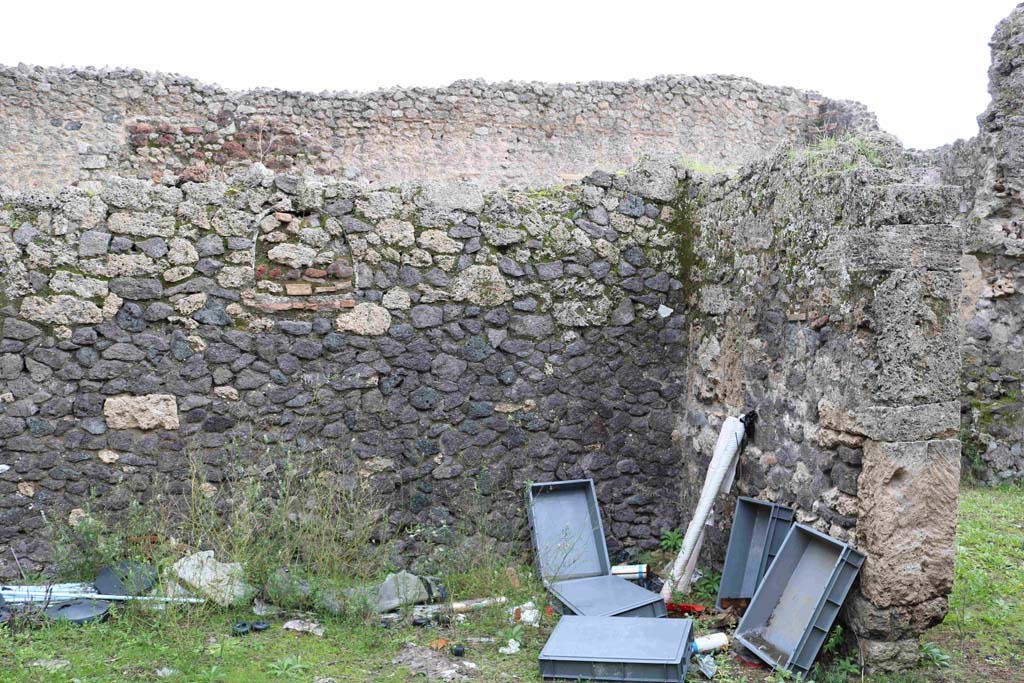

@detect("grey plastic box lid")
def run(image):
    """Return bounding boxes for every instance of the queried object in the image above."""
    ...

[716,497,794,611]
[527,479,611,583]
[734,523,865,678]
[540,616,694,682]
[550,575,667,618]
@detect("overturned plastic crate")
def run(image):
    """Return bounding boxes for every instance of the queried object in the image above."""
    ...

[734,524,865,678]
[539,615,694,682]
[716,497,794,611]
[527,479,667,618]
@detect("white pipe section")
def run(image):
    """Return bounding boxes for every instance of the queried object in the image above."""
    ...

[661,415,746,600]
[610,564,650,580]
[2,591,205,604]
[694,633,730,653]
[1,583,96,598]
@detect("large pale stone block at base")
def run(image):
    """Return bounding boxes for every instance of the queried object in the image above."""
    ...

[857,439,960,608]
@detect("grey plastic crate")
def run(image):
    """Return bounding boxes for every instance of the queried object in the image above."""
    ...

[527,479,611,582]
[527,480,666,618]
[716,497,794,611]
[539,615,694,682]
[734,524,865,678]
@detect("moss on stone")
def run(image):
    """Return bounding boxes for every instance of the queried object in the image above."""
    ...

[665,186,701,304]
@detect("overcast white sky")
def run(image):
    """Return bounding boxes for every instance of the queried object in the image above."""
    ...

[2,1,1018,150]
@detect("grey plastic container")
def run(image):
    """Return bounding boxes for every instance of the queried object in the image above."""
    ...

[734,523,865,678]
[550,575,667,618]
[527,480,667,618]
[716,497,794,611]
[539,615,694,682]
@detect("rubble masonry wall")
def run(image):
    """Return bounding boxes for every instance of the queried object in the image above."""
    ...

[0,164,692,581]
[0,64,876,191]
[944,6,1024,483]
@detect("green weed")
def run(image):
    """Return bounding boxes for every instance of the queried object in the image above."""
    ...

[267,655,311,678]
[659,528,684,553]
[920,641,951,669]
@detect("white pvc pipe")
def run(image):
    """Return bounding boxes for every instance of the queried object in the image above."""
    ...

[694,633,730,653]
[610,564,650,580]
[1,583,96,598]
[661,416,745,600]
[2,591,205,604]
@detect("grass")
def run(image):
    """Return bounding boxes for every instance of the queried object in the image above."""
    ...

[932,485,1024,663]
[2,485,1021,682]
[0,564,548,682]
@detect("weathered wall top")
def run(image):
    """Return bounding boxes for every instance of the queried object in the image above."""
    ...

[0,63,877,191]
[946,3,1024,482]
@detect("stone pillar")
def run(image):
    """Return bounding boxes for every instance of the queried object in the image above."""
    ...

[848,439,960,671]
[688,135,964,671]
[841,223,964,670]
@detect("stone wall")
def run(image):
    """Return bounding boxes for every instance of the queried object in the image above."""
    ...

[684,134,962,671]
[0,64,877,192]
[0,164,693,580]
[12,15,1024,667]
[0,137,966,669]
[946,5,1024,482]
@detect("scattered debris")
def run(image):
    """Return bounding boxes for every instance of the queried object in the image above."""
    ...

[450,644,465,657]
[341,570,445,614]
[95,560,157,596]
[316,570,445,616]
[428,638,450,651]
[172,551,252,606]
[700,610,737,631]
[252,598,281,616]
[505,566,521,589]
[510,600,540,627]
[498,639,521,655]
[665,602,706,617]
[392,643,478,681]
[43,599,111,624]
[695,653,718,679]
[232,620,271,636]
[413,596,507,619]
[610,563,650,580]
[734,647,768,668]
[30,659,71,672]
[282,619,325,637]
[155,667,179,678]
[464,637,496,644]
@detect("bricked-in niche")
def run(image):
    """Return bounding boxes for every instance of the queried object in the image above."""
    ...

[252,209,355,313]
[127,116,324,173]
